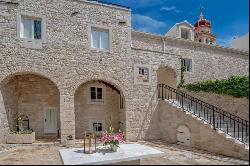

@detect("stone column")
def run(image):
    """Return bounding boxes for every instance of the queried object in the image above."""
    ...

[0,90,9,143]
[60,94,75,145]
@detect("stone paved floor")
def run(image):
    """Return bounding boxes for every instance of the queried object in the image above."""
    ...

[0,140,248,165]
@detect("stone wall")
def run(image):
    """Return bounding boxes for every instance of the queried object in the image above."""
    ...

[0,0,133,144]
[74,80,123,139]
[158,101,249,160]
[131,31,249,84]
[181,89,249,121]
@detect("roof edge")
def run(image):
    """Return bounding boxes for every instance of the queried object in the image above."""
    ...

[132,30,249,56]
[80,0,131,11]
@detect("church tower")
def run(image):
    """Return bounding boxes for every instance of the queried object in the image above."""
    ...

[194,6,216,45]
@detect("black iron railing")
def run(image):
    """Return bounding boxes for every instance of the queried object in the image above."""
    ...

[158,84,249,145]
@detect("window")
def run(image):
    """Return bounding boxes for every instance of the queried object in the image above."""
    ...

[90,87,103,102]
[181,58,192,72]
[91,28,109,50]
[134,65,151,85]
[206,38,210,44]
[92,122,103,132]
[20,16,42,40]
[181,28,190,40]
[138,67,149,82]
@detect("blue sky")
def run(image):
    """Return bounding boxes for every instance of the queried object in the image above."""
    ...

[103,0,249,47]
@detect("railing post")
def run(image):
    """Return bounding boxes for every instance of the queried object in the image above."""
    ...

[161,84,164,100]
[212,106,216,130]
[181,92,184,109]
[242,119,244,142]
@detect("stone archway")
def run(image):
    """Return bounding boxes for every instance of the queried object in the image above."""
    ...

[74,80,126,139]
[157,66,177,88]
[0,73,60,142]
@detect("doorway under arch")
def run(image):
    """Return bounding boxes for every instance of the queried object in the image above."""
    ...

[157,66,177,88]
[74,80,126,139]
[177,125,191,147]
[0,73,60,140]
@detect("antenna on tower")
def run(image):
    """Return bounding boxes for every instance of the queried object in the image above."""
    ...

[199,4,204,20]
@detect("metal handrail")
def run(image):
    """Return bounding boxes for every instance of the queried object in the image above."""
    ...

[158,84,249,145]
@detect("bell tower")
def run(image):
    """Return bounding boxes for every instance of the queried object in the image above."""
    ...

[194,6,216,45]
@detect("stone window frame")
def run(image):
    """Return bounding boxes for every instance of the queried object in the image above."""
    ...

[87,84,106,105]
[181,58,193,73]
[89,119,105,132]
[178,25,194,41]
[17,12,46,49]
[88,24,113,53]
[134,64,152,85]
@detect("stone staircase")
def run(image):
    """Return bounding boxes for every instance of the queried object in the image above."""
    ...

[158,84,249,150]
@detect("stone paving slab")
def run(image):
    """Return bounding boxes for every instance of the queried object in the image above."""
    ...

[0,141,248,165]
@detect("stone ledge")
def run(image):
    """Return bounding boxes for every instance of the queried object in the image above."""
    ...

[6,132,35,144]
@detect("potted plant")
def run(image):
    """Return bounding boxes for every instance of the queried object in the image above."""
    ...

[7,114,35,144]
[100,126,124,152]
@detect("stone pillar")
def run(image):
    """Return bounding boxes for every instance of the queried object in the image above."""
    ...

[60,94,75,145]
[0,90,9,143]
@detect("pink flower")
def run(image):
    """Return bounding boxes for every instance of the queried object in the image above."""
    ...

[99,131,125,146]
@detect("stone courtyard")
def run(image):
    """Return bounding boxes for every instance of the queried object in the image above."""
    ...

[0,0,249,164]
[0,141,248,165]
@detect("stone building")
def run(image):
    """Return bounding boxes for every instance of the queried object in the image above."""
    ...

[165,20,194,41]
[165,8,216,45]
[0,0,249,160]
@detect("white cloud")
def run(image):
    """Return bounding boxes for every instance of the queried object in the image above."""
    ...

[216,36,234,48]
[132,14,171,34]
[160,6,181,13]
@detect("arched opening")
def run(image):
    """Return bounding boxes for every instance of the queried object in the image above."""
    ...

[157,66,177,88]
[177,125,191,147]
[0,73,60,141]
[74,80,125,139]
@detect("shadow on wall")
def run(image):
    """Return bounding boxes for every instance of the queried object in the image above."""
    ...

[136,66,178,141]
[136,87,161,141]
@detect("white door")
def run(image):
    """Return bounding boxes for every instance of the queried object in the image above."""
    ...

[44,108,57,134]
[177,125,191,147]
